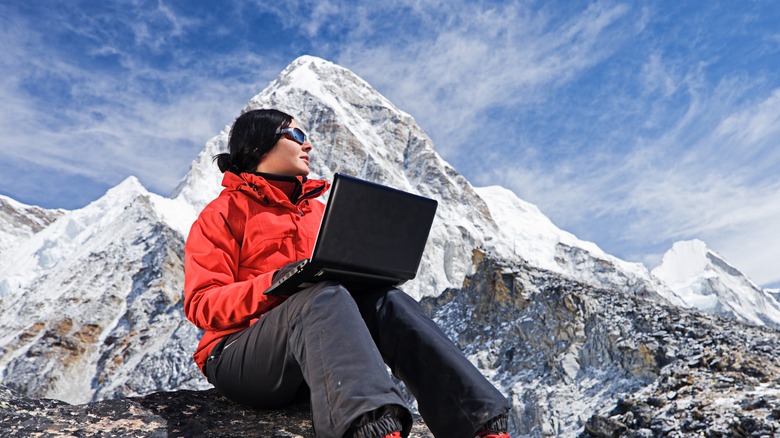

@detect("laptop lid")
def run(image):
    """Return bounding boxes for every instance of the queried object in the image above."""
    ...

[309,173,438,282]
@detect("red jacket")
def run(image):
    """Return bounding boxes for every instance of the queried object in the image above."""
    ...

[184,171,329,372]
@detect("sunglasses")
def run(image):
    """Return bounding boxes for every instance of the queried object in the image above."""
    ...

[275,127,308,144]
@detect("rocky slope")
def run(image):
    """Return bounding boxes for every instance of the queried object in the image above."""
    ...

[0,179,206,403]
[421,252,780,437]
[2,253,777,437]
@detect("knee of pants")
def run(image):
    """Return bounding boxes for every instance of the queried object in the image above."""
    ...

[380,288,423,316]
[300,281,357,316]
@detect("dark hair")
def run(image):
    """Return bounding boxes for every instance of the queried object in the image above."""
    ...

[214,109,294,173]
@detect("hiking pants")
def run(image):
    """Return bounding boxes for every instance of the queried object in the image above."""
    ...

[205,281,510,438]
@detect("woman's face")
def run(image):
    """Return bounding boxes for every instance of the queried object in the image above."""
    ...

[255,120,312,176]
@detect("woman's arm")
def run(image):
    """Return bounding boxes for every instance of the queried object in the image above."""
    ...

[183,210,284,331]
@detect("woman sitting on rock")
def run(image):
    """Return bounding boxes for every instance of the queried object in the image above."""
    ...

[183,108,511,438]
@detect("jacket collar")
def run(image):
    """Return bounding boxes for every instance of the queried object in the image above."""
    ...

[254,172,305,203]
[221,171,329,206]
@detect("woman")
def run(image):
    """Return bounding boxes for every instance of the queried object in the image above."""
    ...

[184,109,511,438]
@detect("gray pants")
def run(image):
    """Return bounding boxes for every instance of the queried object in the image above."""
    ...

[205,282,509,438]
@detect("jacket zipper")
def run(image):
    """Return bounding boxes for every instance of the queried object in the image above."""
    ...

[299,184,326,202]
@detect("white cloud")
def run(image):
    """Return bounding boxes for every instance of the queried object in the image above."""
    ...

[2,1,778,287]
[713,88,780,157]
[641,53,679,98]
[0,4,281,199]
[495,81,780,285]
[711,193,780,286]
[334,2,635,160]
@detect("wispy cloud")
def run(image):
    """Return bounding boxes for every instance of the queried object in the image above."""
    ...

[334,2,636,158]
[487,64,780,284]
[0,2,280,202]
[1,1,779,286]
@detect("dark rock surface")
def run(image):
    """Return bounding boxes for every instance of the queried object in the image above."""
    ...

[0,385,433,437]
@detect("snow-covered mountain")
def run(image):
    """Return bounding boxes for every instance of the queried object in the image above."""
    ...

[0,195,64,257]
[5,55,667,405]
[474,185,679,304]
[1,55,777,436]
[0,178,205,403]
[172,56,672,302]
[651,239,780,327]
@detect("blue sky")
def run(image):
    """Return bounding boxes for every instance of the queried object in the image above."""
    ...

[2,1,779,288]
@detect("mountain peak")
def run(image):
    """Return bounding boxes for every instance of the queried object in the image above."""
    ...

[652,239,712,283]
[283,55,338,77]
[652,239,780,326]
[271,55,338,95]
[652,239,753,288]
[0,195,65,255]
[272,55,374,96]
[172,56,678,301]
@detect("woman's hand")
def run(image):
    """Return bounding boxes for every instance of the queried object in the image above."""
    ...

[272,260,306,283]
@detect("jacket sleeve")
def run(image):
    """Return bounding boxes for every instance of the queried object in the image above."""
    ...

[183,209,284,331]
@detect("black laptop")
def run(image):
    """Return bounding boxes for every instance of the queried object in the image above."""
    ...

[263,173,438,296]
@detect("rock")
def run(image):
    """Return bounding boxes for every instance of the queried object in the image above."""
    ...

[0,385,433,437]
[622,429,653,438]
[583,415,626,438]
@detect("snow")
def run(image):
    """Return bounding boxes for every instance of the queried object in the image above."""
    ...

[0,176,196,298]
[148,194,198,239]
[652,239,780,326]
[474,185,608,270]
[474,184,671,299]
[651,239,710,285]
[0,195,65,254]
[1,194,36,210]
[0,179,136,297]
[766,288,780,302]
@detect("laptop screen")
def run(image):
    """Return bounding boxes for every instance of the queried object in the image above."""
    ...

[311,174,438,281]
